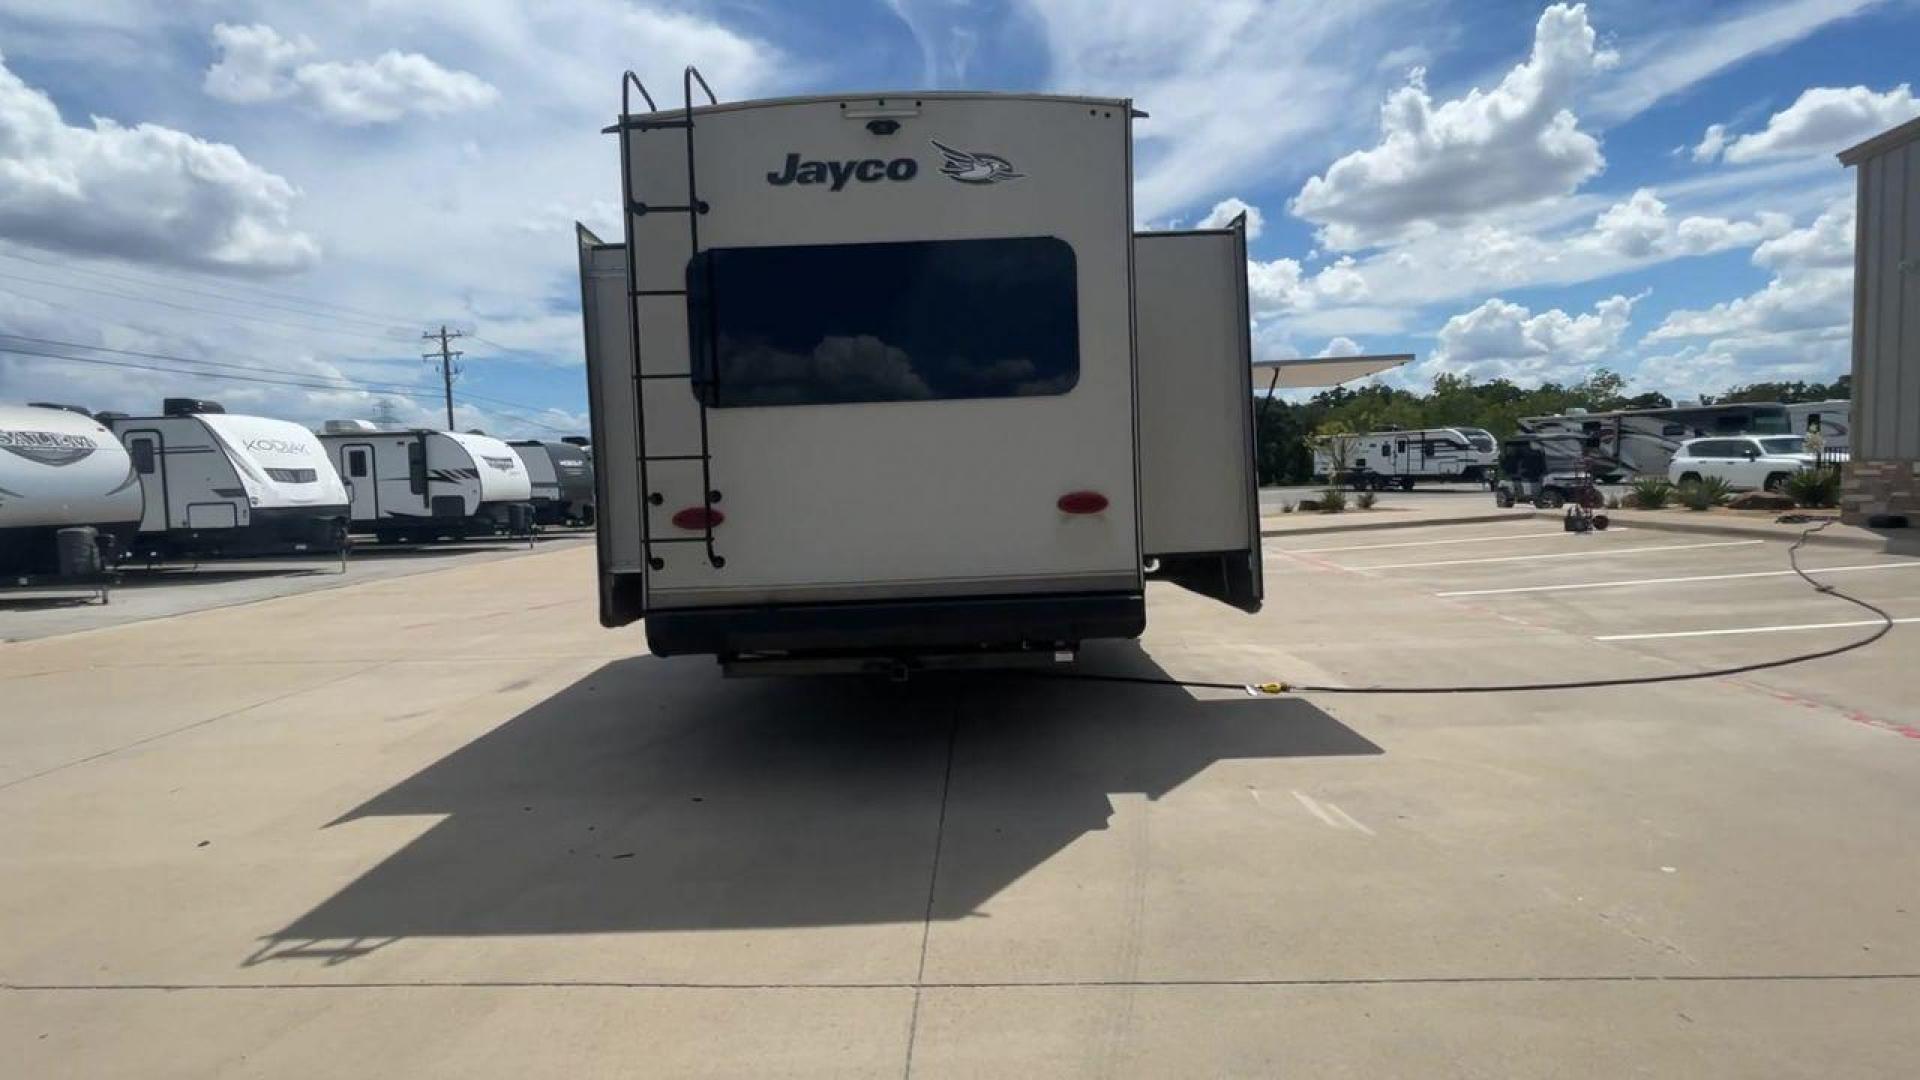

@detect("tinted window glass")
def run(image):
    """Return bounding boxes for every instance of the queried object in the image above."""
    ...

[347,451,368,479]
[1760,437,1805,454]
[265,468,317,483]
[687,237,1078,408]
[407,442,426,495]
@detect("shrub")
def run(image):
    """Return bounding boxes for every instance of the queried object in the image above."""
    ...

[1784,466,1842,509]
[1630,477,1674,510]
[1604,493,1622,510]
[1677,475,1733,511]
[1280,500,1296,514]
[1356,490,1377,509]
[1317,486,1347,514]
[1296,498,1322,512]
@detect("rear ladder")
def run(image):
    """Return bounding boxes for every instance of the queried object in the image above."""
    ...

[615,68,725,572]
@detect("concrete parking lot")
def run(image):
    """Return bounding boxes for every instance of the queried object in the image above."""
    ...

[0,534,590,643]
[3,528,1918,1077]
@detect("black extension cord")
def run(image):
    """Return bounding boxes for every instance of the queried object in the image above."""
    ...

[1041,520,1897,697]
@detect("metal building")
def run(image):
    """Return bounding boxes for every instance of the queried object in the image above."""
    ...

[1839,116,1920,527]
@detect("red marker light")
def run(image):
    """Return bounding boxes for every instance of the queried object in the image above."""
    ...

[1057,491,1108,515]
[671,507,724,530]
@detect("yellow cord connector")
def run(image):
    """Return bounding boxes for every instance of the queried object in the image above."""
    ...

[1245,681,1291,696]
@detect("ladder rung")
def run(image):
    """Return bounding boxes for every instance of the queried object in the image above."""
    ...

[630,288,686,297]
[629,202,707,216]
[643,453,709,461]
[601,119,693,134]
[640,372,692,379]
[645,536,709,544]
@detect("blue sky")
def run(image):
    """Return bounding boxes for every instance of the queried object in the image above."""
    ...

[0,0,1915,435]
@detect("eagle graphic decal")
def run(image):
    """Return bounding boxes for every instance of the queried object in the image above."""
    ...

[930,140,1024,184]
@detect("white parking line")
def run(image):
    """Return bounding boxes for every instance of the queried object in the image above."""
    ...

[1363,539,1762,571]
[1287,530,1581,554]
[1597,617,1919,641]
[1438,561,1920,596]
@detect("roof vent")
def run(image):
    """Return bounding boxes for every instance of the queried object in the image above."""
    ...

[164,397,225,416]
[28,402,92,417]
[322,419,379,434]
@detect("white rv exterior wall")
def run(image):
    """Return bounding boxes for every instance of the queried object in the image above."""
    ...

[441,431,532,504]
[621,93,1138,608]
[198,414,347,510]
[1134,230,1256,556]
[0,405,142,531]
[579,236,646,574]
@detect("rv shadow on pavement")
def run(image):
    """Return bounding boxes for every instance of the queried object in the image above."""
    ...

[259,642,1380,958]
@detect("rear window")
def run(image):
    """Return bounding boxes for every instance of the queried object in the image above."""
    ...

[1759,437,1805,454]
[265,467,317,483]
[687,236,1079,408]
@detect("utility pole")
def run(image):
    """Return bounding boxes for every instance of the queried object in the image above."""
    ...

[422,325,464,429]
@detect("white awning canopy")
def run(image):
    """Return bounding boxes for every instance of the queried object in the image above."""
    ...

[1251,353,1412,389]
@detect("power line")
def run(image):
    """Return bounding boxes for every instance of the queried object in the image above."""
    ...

[1,343,439,397]
[0,329,576,425]
[468,334,558,362]
[0,249,408,333]
[423,325,465,430]
[1,336,577,434]
[0,269,415,350]
[0,244,422,327]
[0,332,439,397]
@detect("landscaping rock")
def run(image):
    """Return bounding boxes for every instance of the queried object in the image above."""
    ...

[1727,490,1796,511]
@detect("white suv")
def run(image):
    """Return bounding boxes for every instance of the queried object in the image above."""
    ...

[1668,435,1817,492]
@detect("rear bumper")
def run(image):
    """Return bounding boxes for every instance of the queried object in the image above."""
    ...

[644,591,1146,658]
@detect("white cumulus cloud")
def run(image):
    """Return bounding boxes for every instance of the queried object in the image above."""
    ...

[0,49,318,273]
[1753,195,1853,271]
[1590,188,1791,258]
[204,23,499,126]
[1290,3,1618,250]
[1429,292,1642,382]
[1196,196,1265,238]
[1024,0,1405,221]
[1646,196,1854,346]
[1695,83,1919,163]
[1246,255,1368,317]
[1317,336,1364,358]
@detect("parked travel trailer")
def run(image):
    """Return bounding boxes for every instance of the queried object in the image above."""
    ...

[1785,400,1852,454]
[509,439,559,522]
[510,439,596,526]
[1311,427,1498,489]
[0,403,143,575]
[578,79,1263,672]
[315,422,534,541]
[102,400,349,560]
[1516,403,1792,481]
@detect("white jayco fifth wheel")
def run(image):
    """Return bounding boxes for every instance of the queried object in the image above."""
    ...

[579,79,1266,673]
